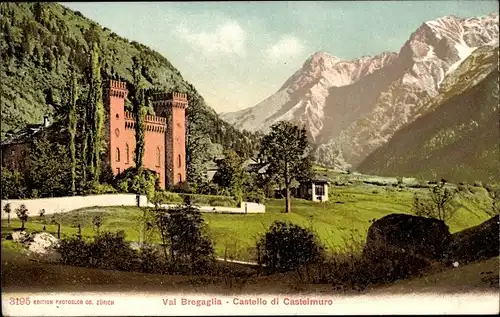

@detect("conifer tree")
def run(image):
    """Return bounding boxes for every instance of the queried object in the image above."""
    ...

[67,66,79,195]
[132,56,145,175]
[86,42,104,186]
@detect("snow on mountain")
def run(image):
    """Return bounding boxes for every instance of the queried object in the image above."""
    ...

[222,12,499,170]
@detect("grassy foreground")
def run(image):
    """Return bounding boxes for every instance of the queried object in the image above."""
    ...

[1,185,493,261]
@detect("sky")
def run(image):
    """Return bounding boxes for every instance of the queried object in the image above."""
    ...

[62,1,499,113]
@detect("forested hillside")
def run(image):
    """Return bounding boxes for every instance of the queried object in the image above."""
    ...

[0,3,260,178]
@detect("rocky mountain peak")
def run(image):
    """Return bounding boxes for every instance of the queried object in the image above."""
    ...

[222,12,499,170]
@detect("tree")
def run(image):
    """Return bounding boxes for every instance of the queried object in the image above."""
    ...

[212,150,248,201]
[3,203,12,227]
[15,204,29,230]
[258,121,312,213]
[86,42,105,186]
[26,133,72,198]
[67,66,79,195]
[412,180,457,222]
[39,209,46,230]
[154,203,215,274]
[1,168,26,199]
[256,221,323,273]
[132,56,146,174]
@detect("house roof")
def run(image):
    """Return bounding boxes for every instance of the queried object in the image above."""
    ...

[1,118,51,146]
[301,176,330,184]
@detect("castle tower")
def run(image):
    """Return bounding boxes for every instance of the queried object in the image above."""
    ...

[105,80,128,176]
[152,91,188,187]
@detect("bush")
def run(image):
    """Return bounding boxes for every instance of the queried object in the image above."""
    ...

[137,245,167,274]
[57,236,91,267]
[208,197,238,207]
[171,181,193,194]
[58,231,138,271]
[151,190,184,205]
[181,194,238,207]
[257,221,324,273]
[91,183,117,194]
[195,182,221,196]
[243,187,266,204]
[473,180,483,187]
[89,231,138,271]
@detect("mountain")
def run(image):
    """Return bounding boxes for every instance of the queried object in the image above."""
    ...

[221,13,499,169]
[357,45,499,184]
[0,3,260,160]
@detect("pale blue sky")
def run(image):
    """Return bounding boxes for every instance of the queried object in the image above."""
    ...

[63,1,498,113]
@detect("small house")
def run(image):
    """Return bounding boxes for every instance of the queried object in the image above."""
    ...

[297,178,329,202]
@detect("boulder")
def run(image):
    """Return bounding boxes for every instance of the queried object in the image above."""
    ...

[447,215,499,264]
[27,232,60,254]
[9,230,33,244]
[363,213,451,263]
[26,232,61,262]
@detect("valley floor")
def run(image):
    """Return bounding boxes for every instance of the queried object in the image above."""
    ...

[1,185,492,261]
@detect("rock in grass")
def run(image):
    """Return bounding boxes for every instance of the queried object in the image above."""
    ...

[363,213,451,262]
[447,215,499,264]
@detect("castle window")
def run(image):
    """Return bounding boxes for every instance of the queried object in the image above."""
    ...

[116,113,119,119]
[125,144,130,164]
[178,173,182,183]
[156,147,161,167]
[178,154,181,168]
[116,147,120,162]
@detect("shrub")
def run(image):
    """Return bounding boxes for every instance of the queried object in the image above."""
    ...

[171,181,193,194]
[256,221,324,273]
[195,181,221,196]
[136,245,167,274]
[473,180,483,187]
[208,197,238,207]
[151,190,184,206]
[57,236,91,267]
[58,231,138,271]
[181,194,238,207]
[91,183,117,194]
[89,231,137,271]
[244,187,266,204]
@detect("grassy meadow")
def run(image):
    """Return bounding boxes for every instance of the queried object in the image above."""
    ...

[2,182,494,261]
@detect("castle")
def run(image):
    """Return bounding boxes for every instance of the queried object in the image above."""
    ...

[1,79,188,189]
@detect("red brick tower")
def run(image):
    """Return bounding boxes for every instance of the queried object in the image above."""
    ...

[105,80,128,176]
[152,92,188,187]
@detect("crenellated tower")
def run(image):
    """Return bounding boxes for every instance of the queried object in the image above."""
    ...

[151,91,188,187]
[105,80,129,176]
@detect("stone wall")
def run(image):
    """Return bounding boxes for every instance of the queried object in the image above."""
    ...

[1,194,148,219]
[1,194,266,219]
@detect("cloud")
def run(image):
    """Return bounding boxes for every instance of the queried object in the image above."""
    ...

[266,35,304,62]
[176,21,246,56]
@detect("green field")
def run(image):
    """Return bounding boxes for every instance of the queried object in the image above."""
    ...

[2,185,493,261]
